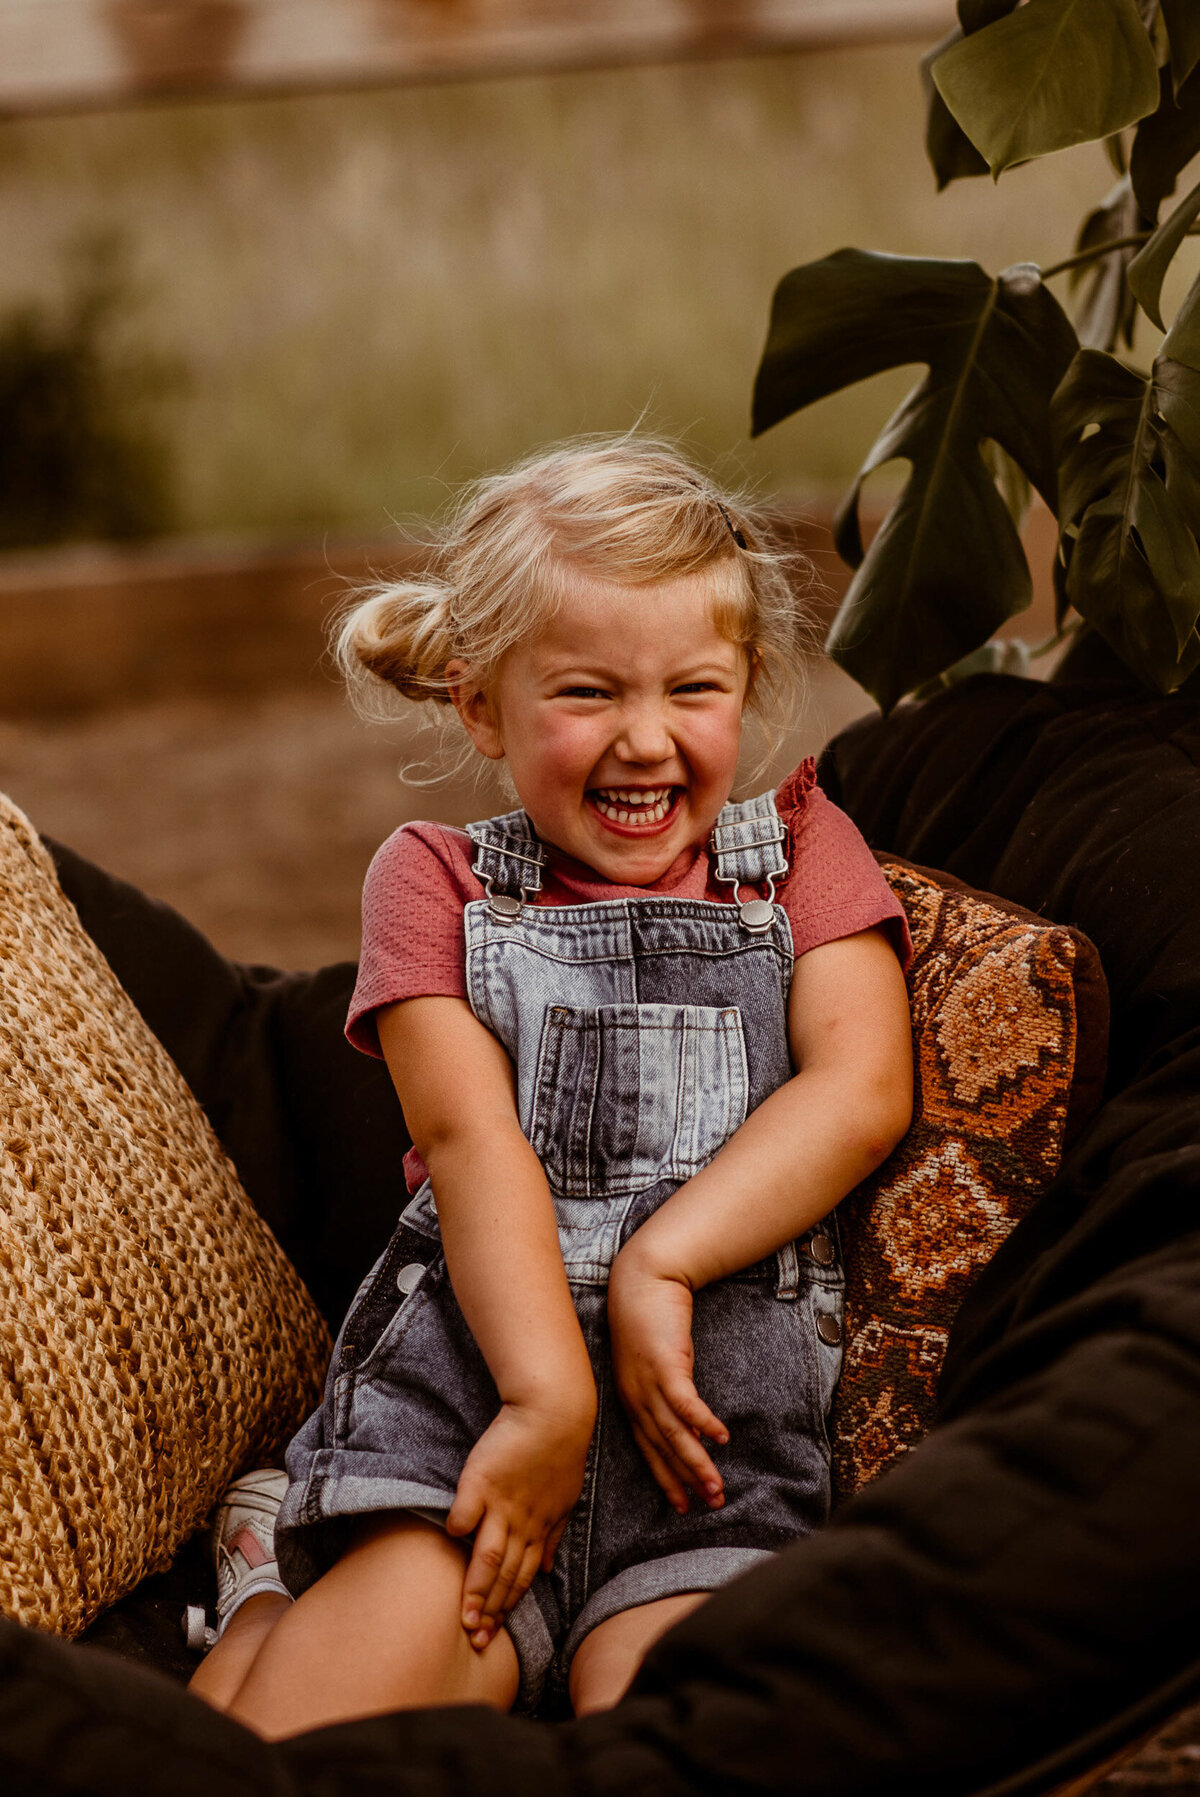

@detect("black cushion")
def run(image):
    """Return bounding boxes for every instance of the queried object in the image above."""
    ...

[816,664,1200,1397]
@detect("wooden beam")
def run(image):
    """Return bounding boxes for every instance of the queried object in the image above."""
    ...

[1,1,955,118]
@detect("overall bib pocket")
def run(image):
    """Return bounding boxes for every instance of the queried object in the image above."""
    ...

[528,1002,749,1198]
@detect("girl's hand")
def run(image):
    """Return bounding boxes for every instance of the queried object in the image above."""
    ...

[445,1396,594,1649]
[607,1246,728,1515]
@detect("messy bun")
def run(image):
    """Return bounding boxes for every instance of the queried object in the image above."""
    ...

[332,578,459,716]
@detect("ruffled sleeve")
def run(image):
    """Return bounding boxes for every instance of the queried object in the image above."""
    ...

[775,755,818,816]
[773,762,912,969]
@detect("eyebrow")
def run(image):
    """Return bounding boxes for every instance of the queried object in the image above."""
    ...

[534,649,743,679]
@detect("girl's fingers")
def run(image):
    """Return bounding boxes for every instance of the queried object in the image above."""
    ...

[446,1478,485,1541]
[620,1379,711,1503]
[510,1538,544,1612]
[632,1421,691,1515]
[482,1526,534,1628]
[461,1513,510,1635]
[664,1378,728,1447]
[617,1370,726,1506]
[646,1393,724,1503]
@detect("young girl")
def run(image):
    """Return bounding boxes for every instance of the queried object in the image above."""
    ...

[190,436,913,1737]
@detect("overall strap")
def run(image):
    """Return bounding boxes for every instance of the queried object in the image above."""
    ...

[708,791,789,935]
[467,808,546,919]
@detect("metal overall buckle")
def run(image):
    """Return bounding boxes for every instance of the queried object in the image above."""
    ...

[483,842,544,922]
[710,808,786,935]
[485,879,528,922]
[725,876,777,935]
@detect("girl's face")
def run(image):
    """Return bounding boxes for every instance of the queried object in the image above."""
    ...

[450,569,751,886]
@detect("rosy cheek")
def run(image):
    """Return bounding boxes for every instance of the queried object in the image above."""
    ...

[691,713,743,774]
[539,717,599,770]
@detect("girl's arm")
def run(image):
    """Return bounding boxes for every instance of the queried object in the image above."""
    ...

[377,996,597,1646]
[607,926,912,1512]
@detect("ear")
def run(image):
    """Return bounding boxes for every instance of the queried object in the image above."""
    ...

[445,659,505,760]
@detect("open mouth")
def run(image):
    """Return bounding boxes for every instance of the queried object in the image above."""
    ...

[588,785,680,827]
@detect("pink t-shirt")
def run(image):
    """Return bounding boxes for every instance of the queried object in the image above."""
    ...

[350,761,910,1193]
[349,756,909,1051]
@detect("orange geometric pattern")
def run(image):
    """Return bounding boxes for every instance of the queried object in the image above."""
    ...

[829,861,1107,1503]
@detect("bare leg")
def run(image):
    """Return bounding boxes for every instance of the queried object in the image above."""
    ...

[226,1515,520,1739]
[189,1592,293,1711]
[569,1592,708,1715]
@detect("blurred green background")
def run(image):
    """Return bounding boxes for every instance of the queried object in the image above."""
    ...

[0,38,1142,964]
[0,42,1113,545]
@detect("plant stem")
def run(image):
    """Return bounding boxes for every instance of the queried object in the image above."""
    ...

[1041,228,1200,280]
[1040,235,1150,278]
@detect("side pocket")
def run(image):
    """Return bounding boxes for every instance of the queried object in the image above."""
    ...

[340,1223,441,1367]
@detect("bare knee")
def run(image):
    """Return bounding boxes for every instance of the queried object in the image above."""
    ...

[569,1592,707,1716]
[189,1592,293,1713]
[227,1514,519,1738]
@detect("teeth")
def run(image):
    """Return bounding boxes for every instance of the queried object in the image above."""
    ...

[594,786,671,805]
[591,787,675,825]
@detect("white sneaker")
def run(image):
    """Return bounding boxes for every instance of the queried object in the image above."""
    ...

[211,1468,292,1638]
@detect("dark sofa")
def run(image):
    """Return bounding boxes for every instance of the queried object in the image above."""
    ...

[2,649,1199,1796]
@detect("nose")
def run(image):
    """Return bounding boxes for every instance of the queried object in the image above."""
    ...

[614,698,674,768]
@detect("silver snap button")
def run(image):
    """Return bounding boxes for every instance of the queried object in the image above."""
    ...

[808,1233,836,1267]
[489,893,522,921]
[396,1262,424,1297]
[816,1312,842,1347]
[738,897,774,933]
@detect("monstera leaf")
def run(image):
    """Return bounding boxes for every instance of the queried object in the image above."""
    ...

[923,30,989,190]
[922,2,1021,190]
[932,0,1159,178]
[1131,64,1200,220]
[1161,0,1200,92]
[1053,283,1200,691]
[1128,174,1200,329]
[752,251,1078,711]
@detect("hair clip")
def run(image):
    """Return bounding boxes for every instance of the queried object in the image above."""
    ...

[717,502,747,550]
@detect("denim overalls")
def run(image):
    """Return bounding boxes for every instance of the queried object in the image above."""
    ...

[277,791,845,1709]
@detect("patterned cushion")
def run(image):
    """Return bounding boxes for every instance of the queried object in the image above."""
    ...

[829,858,1108,1504]
[0,794,331,1636]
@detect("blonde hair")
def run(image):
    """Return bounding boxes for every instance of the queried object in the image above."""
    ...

[333,435,817,754]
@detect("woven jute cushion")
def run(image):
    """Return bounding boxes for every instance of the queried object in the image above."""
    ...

[829,858,1108,1504]
[0,794,331,1637]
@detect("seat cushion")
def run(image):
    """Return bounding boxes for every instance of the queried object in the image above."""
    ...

[830,857,1108,1501]
[0,794,331,1637]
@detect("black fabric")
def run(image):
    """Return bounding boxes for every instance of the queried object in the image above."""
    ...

[814,666,1200,1395]
[5,670,1200,1794]
[0,1618,291,1797]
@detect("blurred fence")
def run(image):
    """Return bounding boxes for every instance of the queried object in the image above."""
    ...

[4,2,953,114]
[0,502,1061,717]
[0,513,830,714]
